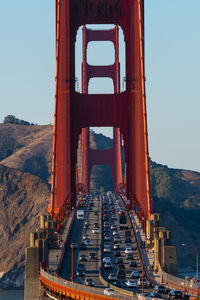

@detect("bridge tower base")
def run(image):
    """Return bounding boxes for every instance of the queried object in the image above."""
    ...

[24,247,44,300]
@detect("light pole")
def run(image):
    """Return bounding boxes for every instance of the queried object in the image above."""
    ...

[71,244,74,282]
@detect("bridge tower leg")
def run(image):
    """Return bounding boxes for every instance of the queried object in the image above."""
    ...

[80,25,123,194]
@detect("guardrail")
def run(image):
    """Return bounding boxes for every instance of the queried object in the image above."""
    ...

[40,268,129,299]
[120,196,200,297]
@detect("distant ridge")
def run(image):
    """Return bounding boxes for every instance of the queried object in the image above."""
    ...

[0,123,199,287]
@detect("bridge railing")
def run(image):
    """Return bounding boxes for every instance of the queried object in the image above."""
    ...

[157,263,200,297]
[40,268,133,299]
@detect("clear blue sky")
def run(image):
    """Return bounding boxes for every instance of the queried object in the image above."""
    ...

[0,1,200,172]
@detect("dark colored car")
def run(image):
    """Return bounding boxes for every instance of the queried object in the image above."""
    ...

[116,269,126,279]
[168,290,182,299]
[84,278,94,286]
[126,253,133,260]
[76,269,85,277]
[117,263,125,269]
[125,230,131,237]
[154,285,167,294]
[89,252,97,260]
[129,261,137,267]
[112,280,122,288]
[114,250,121,257]
[150,292,162,298]
[77,263,85,271]
[80,243,87,250]
[125,237,132,243]
[116,258,123,264]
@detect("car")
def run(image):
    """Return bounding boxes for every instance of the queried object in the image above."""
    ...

[104,235,111,241]
[103,256,111,263]
[125,280,137,288]
[92,228,99,234]
[138,292,151,299]
[125,237,132,243]
[117,263,125,269]
[76,269,85,277]
[112,280,122,288]
[104,242,111,247]
[111,214,117,220]
[168,290,182,299]
[154,285,167,294]
[114,236,121,243]
[113,231,120,236]
[126,253,133,259]
[114,250,121,257]
[104,288,117,296]
[125,230,131,237]
[89,252,97,260]
[104,246,111,253]
[125,248,133,254]
[84,239,91,245]
[84,278,94,286]
[80,243,87,250]
[131,271,140,279]
[77,263,85,271]
[137,278,148,287]
[150,292,162,299]
[83,234,90,240]
[108,273,117,281]
[125,243,132,249]
[104,262,113,269]
[116,269,126,279]
[114,244,121,250]
[116,257,123,264]
[129,261,137,267]
[70,242,78,249]
[111,225,117,230]
[79,254,87,262]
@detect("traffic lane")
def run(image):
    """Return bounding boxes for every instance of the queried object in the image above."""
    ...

[76,198,104,288]
[101,196,150,293]
[59,209,86,280]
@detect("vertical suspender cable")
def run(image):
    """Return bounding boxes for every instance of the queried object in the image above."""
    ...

[138,0,151,220]
[50,0,61,220]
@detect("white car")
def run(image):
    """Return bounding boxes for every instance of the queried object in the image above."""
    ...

[84,239,91,245]
[125,248,133,254]
[104,246,111,253]
[111,225,117,230]
[113,231,120,236]
[103,257,111,264]
[104,288,117,296]
[92,228,99,234]
[83,234,90,240]
[125,280,137,288]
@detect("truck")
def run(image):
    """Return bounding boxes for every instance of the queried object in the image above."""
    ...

[77,209,84,220]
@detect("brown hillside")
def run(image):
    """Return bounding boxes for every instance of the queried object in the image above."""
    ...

[0,164,50,287]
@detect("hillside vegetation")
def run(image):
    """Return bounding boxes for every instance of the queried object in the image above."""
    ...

[0,123,199,287]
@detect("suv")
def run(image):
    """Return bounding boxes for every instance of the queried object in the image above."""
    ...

[116,269,126,279]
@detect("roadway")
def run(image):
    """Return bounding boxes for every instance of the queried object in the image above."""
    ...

[59,191,171,298]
